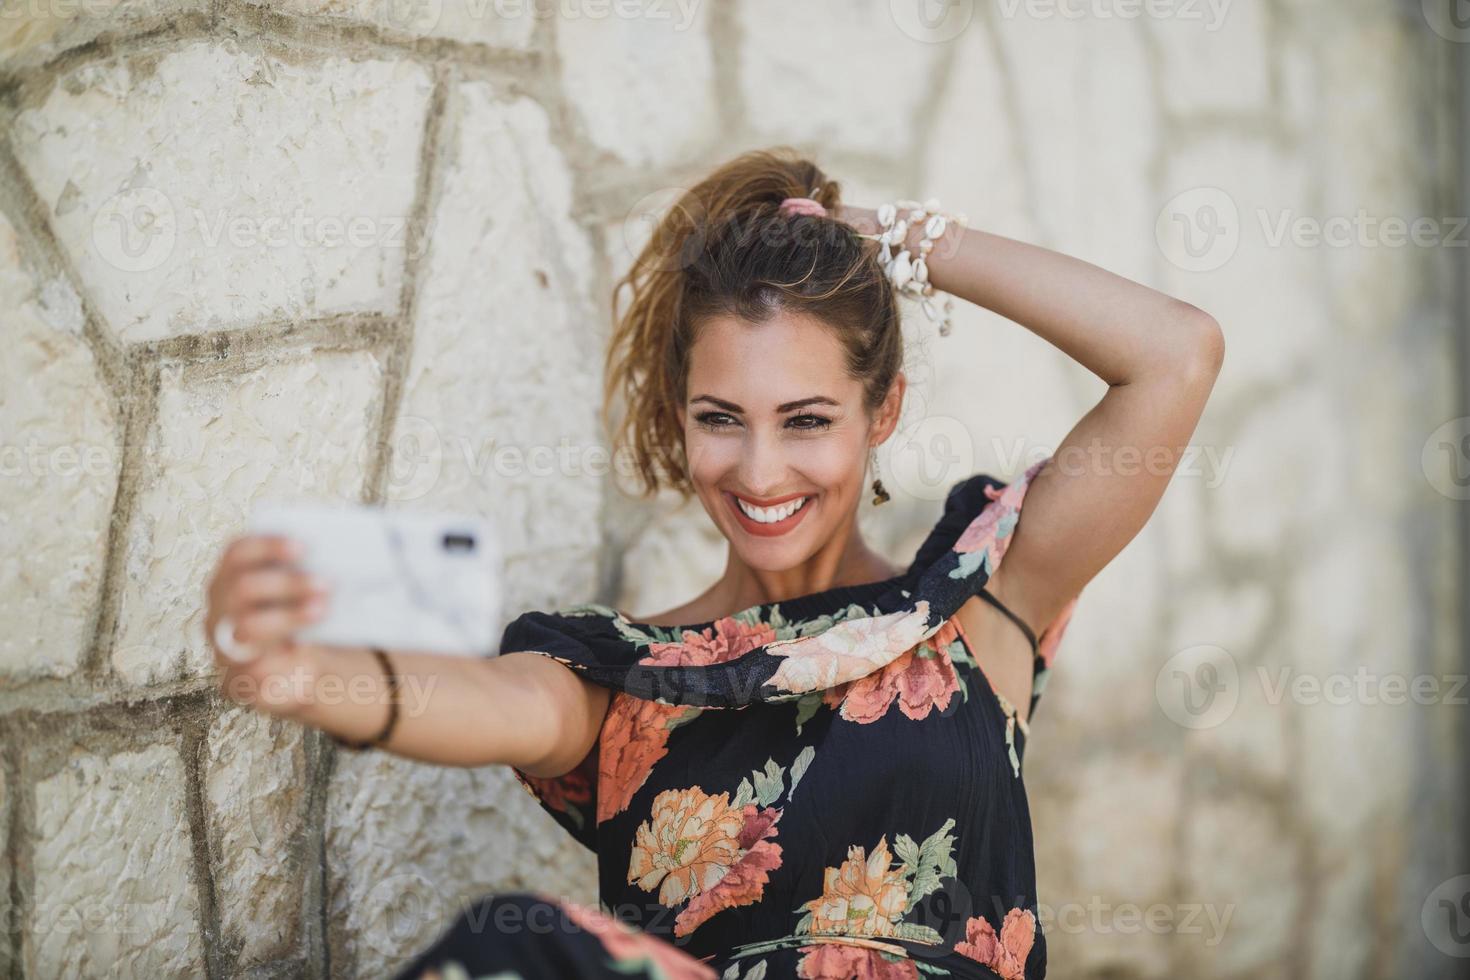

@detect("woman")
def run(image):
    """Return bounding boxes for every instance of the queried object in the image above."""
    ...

[205,148,1223,979]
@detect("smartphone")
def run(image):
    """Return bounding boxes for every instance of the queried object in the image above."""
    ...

[245,499,502,656]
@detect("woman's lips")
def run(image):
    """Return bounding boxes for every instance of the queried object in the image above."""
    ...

[726,491,814,538]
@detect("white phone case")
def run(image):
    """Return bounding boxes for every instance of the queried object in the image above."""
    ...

[245,500,502,656]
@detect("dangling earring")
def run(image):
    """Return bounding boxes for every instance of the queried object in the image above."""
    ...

[870,447,891,506]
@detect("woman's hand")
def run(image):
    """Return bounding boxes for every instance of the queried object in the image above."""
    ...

[204,533,333,718]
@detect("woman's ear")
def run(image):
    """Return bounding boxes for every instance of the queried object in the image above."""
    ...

[871,372,907,445]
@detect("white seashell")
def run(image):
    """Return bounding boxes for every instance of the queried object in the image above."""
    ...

[913,257,928,284]
[896,198,920,211]
[877,203,896,228]
[890,250,913,288]
[923,197,941,212]
[879,241,892,264]
[878,231,892,247]
[925,214,946,239]
[891,219,908,242]
[921,297,938,321]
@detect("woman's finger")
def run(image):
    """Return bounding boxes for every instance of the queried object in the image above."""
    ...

[232,595,330,645]
[209,534,305,606]
[230,565,329,612]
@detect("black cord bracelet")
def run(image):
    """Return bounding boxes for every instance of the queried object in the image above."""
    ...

[330,647,400,751]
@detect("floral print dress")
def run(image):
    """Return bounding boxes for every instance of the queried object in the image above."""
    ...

[394,456,1082,980]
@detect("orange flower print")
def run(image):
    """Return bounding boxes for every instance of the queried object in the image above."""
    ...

[796,943,919,979]
[823,618,962,724]
[1036,594,1079,670]
[802,835,911,938]
[627,786,784,937]
[954,908,1036,980]
[555,894,719,980]
[513,751,593,814]
[767,604,932,695]
[597,695,690,822]
[597,617,776,823]
[641,616,778,669]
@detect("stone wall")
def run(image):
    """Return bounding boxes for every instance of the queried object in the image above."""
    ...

[0,1,1464,977]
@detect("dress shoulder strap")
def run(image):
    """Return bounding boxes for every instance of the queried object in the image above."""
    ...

[975,586,1039,655]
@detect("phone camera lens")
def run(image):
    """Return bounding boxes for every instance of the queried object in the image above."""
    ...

[442,532,476,553]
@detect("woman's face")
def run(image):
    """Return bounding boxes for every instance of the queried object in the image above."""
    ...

[677,310,903,570]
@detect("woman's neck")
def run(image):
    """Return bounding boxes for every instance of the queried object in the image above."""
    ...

[712,530,902,613]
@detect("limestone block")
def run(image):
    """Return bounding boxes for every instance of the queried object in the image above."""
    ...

[27,744,205,978]
[325,752,596,977]
[558,0,715,167]
[0,211,119,683]
[394,83,603,615]
[112,350,383,685]
[11,40,432,343]
[0,0,208,77]
[739,0,939,157]
[205,708,309,966]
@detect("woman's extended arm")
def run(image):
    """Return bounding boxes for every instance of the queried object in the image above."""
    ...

[206,533,611,776]
[839,204,1226,630]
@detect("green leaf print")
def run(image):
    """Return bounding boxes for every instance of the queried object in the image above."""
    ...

[948,550,987,581]
[752,758,784,806]
[792,691,824,734]
[788,745,814,798]
[722,958,768,980]
[437,962,524,980]
[899,818,958,914]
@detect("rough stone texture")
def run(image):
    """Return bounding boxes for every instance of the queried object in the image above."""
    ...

[0,765,8,976]
[204,708,308,967]
[1150,0,1270,114]
[10,40,433,343]
[557,1,716,168]
[615,492,727,619]
[112,351,383,685]
[248,0,536,49]
[0,211,119,683]
[1058,753,1182,979]
[739,0,939,157]
[1180,794,1302,977]
[0,0,209,78]
[26,744,204,978]
[325,752,596,978]
[394,83,603,618]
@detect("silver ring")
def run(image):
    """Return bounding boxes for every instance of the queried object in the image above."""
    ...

[212,615,255,663]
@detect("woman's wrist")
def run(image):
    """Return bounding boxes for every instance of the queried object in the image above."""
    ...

[292,643,398,746]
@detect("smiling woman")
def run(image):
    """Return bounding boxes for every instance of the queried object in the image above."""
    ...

[375,137,1223,978]
[206,143,1217,980]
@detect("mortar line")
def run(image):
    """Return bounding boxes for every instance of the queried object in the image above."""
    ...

[179,716,230,979]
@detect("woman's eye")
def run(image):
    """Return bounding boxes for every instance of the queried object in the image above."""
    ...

[695,412,735,429]
[788,414,832,431]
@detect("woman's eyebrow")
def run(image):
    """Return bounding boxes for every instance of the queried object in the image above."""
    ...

[690,395,840,413]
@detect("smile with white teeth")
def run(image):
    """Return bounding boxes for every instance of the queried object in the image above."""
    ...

[735,495,808,524]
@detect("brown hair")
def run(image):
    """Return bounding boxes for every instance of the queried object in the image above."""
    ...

[603,146,904,500]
